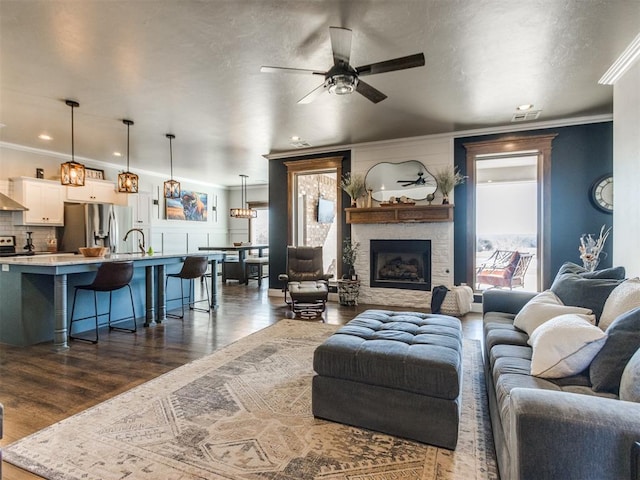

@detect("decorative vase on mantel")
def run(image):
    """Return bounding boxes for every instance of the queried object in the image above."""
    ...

[442,193,450,205]
[350,197,357,208]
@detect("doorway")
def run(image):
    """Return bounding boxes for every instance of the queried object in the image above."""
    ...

[475,155,538,291]
[284,156,343,279]
[464,134,557,290]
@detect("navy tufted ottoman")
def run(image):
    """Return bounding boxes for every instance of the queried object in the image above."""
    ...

[312,309,463,449]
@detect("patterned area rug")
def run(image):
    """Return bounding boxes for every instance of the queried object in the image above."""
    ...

[5,320,498,480]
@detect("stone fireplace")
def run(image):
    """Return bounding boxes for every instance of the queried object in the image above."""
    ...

[370,239,431,291]
[352,222,453,307]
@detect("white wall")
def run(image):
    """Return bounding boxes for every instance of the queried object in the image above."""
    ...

[350,136,454,306]
[612,58,640,276]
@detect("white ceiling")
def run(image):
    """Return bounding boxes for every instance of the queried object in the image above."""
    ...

[1,1,638,187]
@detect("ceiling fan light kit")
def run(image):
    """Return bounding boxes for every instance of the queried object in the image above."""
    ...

[261,26,425,104]
[117,119,139,194]
[230,174,257,219]
[163,133,181,199]
[60,99,86,187]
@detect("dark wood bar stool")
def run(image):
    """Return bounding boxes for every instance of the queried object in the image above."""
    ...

[166,256,210,319]
[68,261,137,344]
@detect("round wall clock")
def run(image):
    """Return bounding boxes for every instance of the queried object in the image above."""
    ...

[590,174,613,213]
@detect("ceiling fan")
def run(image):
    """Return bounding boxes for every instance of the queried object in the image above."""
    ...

[260,27,425,104]
[397,172,427,187]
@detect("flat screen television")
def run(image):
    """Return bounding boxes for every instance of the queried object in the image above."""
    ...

[317,197,335,224]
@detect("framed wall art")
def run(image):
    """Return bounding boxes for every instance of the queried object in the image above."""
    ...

[166,190,208,221]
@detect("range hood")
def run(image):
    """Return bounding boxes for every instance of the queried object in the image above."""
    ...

[0,192,28,211]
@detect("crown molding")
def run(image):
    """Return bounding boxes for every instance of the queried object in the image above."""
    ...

[263,114,613,160]
[599,32,640,85]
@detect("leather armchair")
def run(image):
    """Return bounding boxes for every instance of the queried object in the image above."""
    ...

[279,246,333,317]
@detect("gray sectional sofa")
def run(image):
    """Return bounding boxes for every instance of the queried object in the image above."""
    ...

[482,263,640,480]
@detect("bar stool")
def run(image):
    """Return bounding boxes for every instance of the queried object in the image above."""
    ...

[68,261,137,344]
[166,256,210,319]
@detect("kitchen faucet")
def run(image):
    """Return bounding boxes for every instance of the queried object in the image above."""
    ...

[123,228,146,255]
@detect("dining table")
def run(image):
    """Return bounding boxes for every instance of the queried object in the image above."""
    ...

[198,244,268,284]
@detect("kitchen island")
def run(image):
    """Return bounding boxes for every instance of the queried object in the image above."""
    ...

[0,251,224,350]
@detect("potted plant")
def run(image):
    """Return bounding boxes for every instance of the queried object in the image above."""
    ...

[434,166,466,204]
[342,237,360,280]
[340,172,366,207]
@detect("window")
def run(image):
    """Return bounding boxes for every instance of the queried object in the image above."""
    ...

[248,201,268,245]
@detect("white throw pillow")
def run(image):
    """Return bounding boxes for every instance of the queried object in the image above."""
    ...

[598,278,640,331]
[514,290,594,336]
[529,314,607,379]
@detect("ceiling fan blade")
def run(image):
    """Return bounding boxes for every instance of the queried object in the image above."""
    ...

[260,66,325,76]
[297,82,328,104]
[356,80,387,103]
[329,27,352,66]
[356,53,425,76]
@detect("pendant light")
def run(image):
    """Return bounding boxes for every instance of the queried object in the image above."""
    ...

[163,133,180,198]
[229,174,257,218]
[60,99,86,186]
[117,119,139,193]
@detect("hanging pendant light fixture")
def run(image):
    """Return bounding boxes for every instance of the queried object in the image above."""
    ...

[163,133,181,198]
[229,174,257,218]
[117,119,139,193]
[60,99,86,186]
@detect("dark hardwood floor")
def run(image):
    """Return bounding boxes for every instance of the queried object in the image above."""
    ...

[0,279,481,480]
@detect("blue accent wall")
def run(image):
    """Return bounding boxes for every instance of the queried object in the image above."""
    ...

[454,121,614,288]
[268,151,351,289]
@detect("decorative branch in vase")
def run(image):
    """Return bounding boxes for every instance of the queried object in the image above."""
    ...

[578,225,611,272]
[342,237,360,280]
[340,173,366,207]
[434,166,466,204]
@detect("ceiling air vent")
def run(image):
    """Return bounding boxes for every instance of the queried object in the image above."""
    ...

[290,139,312,148]
[512,110,541,122]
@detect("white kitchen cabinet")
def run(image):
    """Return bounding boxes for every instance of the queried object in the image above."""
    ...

[66,179,128,205]
[11,177,65,226]
[129,191,152,226]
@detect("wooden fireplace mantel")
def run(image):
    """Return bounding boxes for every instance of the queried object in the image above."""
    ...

[345,204,454,224]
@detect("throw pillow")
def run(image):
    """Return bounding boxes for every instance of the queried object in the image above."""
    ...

[529,314,607,379]
[555,262,626,280]
[550,262,625,321]
[619,348,640,403]
[590,307,640,393]
[514,290,594,336]
[598,278,640,331]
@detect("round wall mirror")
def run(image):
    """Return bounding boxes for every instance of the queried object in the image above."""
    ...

[365,160,437,202]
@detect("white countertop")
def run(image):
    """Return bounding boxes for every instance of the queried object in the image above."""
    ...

[0,251,225,267]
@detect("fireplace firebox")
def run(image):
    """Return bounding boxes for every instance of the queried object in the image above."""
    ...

[370,239,431,291]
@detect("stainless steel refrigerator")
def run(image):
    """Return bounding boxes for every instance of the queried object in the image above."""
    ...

[59,203,133,253]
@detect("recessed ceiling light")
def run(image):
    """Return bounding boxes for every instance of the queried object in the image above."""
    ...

[290,136,300,141]
[516,104,533,111]
[113,151,122,157]
[38,134,53,140]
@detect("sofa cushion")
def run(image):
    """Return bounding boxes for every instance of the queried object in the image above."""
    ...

[550,262,625,321]
[529,314,607,379]
[590,307,640,393]
[619,348,640,403]
[514,290,594,336]
[598,278,640,330]
[485,325,529,352]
